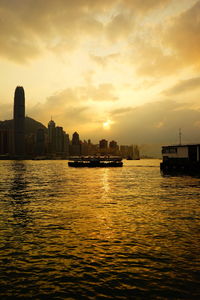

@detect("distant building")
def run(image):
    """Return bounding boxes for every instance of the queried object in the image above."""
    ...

[120,145,140,159]
[72,132,80,145]
[63,132,70,157]
[13,86,25,156]
[109,140,117,149]
[120,145,133,159]
[55,126,64,154]
[99,139,108,149]
[47,119,71,158]
[70,132,81,156]
[0,128,10,155]
[48,119,56,154]
[81,140,89,156]
[109,140,119,155]
[99,139,108,155]
[87,139,96,156]
[35,128,46,156]
[133,145,140,160]
[25,133,35,156]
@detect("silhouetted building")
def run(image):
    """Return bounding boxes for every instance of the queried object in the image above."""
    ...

[48,119,56,154]
[133,145,140,160]
[109,140,117,149]
[120,145,140,159]
[109,140,119,155]
[35,128,46,156]
[13,86,25,156]
[120,145,133,158]
[99,139,108,155]
[55,126,64,154]
[99,139,108,149]
[81,140,89,156]
[72,132,80,145]
[70,132,81,156]
[0,128,10,155]
[47,119,71,157]
[25,133,35,156]
[63,132,70,156]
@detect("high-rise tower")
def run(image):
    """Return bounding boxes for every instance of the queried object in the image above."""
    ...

[13,86,25,156]
[48,119,56,154]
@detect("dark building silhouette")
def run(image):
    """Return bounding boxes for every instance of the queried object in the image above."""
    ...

[99,139,108,149]
[35,128,46,156]
[0,116,47,158]
[70,132,81,156]
[81,140,89,156]
[25,133,35,156]
[47,118,71,158]
[109,140,118,149]
[63,132,70,157]
[55,126,64,154]
[109,140,119,155]
[13,86,25,156]
[72,132,80,145]
[48,119,56,154]
[99,139,108,155]
[0,128,10,155]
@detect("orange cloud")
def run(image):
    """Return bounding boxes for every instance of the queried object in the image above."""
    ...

[163,77,200,96]
[123,0,171,12]
[165,1,200,69]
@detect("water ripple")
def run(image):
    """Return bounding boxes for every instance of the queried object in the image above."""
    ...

[0,160,200,299]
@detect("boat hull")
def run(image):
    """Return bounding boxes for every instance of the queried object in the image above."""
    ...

[160,161,200,176]
[68,161,123,168]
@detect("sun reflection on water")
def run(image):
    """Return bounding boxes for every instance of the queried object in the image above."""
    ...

[0,160,199,299]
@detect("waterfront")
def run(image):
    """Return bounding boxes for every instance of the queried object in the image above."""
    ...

[0,159,200,299]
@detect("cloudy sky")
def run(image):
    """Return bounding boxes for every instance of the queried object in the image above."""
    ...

[1,0,200,152]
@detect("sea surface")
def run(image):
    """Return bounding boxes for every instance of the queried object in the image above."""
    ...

[0,159,200,299]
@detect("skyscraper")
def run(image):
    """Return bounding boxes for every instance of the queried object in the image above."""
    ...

[72,132,80,145]
[99,139,108,155]
[48,119,56,154]
[71,132,81,156]
[13,86,25,156]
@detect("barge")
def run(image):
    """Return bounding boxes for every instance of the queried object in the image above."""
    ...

[160,144,200,176]
[68,156,123,168]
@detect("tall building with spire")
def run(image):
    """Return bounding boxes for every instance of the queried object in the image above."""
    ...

[13,86,25,156]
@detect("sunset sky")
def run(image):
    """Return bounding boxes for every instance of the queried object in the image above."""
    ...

[1,0,200,152]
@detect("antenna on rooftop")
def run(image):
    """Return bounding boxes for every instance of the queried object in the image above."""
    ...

[179,128,182,145]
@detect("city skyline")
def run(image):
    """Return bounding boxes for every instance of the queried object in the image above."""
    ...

[1,0,200,149]
[0,86,139,159]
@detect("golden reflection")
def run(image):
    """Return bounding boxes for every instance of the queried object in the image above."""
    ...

[101,168,110,196]
[1,160,199,299]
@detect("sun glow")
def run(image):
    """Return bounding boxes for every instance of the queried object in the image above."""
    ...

[103,120,113,130]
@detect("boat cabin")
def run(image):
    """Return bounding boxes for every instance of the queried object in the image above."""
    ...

[162,144,200,162]
[161,144,200,175]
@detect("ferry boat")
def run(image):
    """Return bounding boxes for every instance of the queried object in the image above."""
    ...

[68,156,123,168]
[160,144,200,175]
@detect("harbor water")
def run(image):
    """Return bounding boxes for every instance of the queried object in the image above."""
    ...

[0,159,200,299]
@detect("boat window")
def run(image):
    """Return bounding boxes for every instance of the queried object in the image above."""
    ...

[162,147,177,154]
